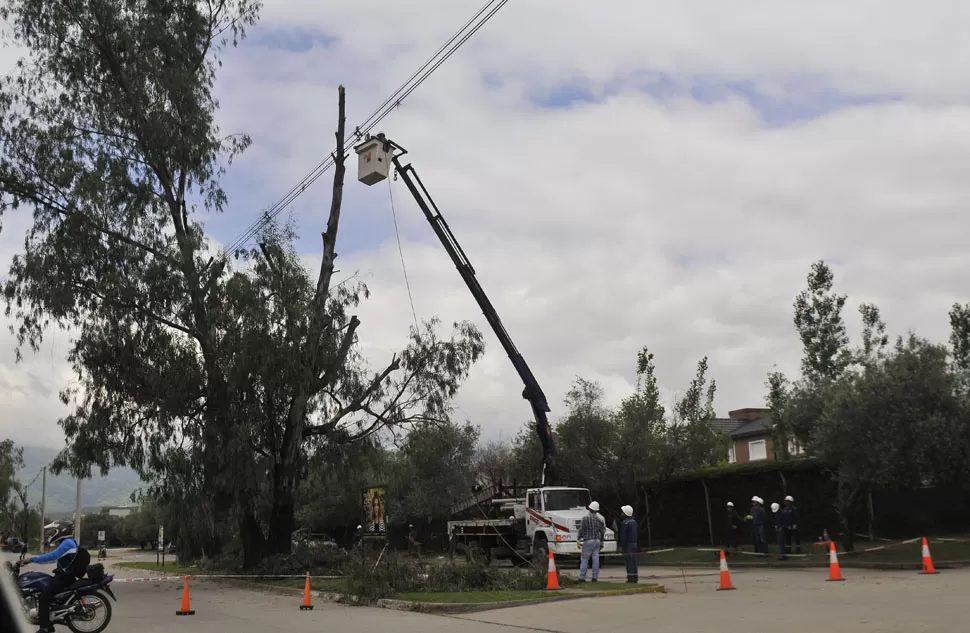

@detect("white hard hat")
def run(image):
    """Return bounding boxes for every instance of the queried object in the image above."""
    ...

[752,496,763,504]
[357,525,362,529]
[621,505,633,517]
[588,501,600,512]
[785,495,794,502]
[771,502,780,513]
[726,501,734,507]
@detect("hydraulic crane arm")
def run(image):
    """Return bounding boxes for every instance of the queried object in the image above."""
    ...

[353,134,558,486]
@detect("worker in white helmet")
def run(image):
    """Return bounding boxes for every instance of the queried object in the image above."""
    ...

[770,502,786,558]
[618,505,638,583]
[724,501,741,552]
[745,496,768,554]
[577,501,604,582]
[781,495,801,555]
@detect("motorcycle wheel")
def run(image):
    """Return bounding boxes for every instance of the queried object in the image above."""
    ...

[65,590,112,633]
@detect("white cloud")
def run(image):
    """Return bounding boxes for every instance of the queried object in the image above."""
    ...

[3,2,970,451]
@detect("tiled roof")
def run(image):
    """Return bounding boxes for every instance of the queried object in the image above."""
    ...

[709,418,744,434]
[730,415,773,439]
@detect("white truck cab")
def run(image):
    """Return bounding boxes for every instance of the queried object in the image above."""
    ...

[522,487,618,558]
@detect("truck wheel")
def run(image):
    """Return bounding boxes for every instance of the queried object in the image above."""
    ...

[532,535,549,565]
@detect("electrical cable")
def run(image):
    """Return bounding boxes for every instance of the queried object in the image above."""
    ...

[220,0,511,258]
[387,177,419,331]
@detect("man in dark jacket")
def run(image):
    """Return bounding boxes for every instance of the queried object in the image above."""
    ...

[618,505,638,583]
[781,495,801,554]
[724,502,741,551]
[746,496,767,554]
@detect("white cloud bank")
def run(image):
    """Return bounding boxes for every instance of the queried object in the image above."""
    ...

[2,1,970,449]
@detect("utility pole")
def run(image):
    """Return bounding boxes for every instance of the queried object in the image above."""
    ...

[39,467,47,551]
[74,477,82,547]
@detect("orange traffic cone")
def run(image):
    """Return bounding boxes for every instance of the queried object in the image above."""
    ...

[826,541,845,582]
[716,549,735,591]
[176,576,195,615]
[545,549,561,590]
[300,571,314,610]
[920,537,939,575]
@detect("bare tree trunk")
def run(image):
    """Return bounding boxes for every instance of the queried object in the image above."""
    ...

[701,479,714,546]
[641,485,653,548]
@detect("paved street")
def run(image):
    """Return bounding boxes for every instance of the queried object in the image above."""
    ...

[6,552,967,632]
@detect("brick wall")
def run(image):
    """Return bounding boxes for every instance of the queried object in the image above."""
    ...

[732,434,774,464]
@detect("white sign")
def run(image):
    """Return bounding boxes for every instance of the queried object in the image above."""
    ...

[158,526,164,550]
[97,531,105,542]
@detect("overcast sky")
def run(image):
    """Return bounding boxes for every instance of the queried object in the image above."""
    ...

[2,1,969,450]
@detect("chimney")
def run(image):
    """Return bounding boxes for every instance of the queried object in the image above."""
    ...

[728,408,771,422]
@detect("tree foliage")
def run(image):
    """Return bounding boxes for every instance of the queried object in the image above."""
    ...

[0,0,483,566]
[793,260,851,383]
[768,261,970,550]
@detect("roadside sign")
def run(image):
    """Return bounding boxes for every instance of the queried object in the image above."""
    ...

[97,530,105,542]
[158,526,164,550]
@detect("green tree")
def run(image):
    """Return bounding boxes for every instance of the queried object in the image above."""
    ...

[948,302,970,395]
[0,440,25,537]
[812,335,966,550]
[0,1,483,565]
[555,378,617,491]
[764,369,793,459]
[390,420,480,521]
[793,261,851,383]
[612,347,666,536]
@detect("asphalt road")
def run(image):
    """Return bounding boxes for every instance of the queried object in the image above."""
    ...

[6,551,968,632]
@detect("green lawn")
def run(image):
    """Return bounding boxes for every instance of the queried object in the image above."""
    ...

[395,590,559,603]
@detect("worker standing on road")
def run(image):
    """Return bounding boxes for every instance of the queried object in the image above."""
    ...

[618,505,638,583]
[746,496,768,554]
[770,502,786,559]
[781,495,801,555]
[724,502,741,551]
[578,501,604,583]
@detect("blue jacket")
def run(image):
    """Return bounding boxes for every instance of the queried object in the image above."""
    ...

[619,517,638,549]
[32,538,82,575]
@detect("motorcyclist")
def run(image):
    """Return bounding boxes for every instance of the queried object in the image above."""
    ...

[20,524,90,633]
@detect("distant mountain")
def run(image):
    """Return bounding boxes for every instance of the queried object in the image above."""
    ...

[15,445,145,514]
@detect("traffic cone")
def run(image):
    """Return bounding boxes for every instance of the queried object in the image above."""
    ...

[300,571,314,610]
[176,576,195,615]
[826,541,845,582]
[920,537,939,575]
[545,549,561,590]
[716,549,735,591]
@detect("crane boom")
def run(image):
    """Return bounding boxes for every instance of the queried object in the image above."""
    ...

[353,134,559,486]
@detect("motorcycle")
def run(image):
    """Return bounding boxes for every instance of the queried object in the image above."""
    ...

[6,550,116,633]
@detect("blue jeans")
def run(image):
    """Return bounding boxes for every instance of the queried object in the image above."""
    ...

[579,539,601,581]
[623,544,638,579]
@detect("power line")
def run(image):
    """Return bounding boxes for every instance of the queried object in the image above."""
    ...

[387,176,418,331]
[220,0,511,257]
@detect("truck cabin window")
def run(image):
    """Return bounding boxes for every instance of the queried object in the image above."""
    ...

[542,489,591,511]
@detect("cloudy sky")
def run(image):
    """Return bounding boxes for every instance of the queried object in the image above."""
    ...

[2,1,969,451]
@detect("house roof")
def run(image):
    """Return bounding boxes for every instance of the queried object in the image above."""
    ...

[709,418,744,434]
[730,415,773,439]
[709,414,774,439]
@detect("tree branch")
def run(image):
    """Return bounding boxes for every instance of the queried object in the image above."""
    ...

[304,353,401,438]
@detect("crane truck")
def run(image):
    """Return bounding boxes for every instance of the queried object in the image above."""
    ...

[354,134,617,564]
